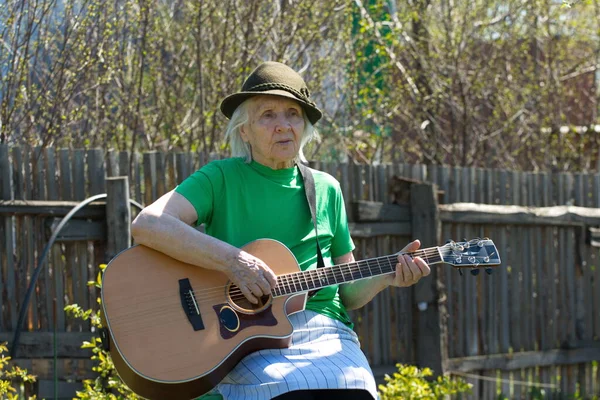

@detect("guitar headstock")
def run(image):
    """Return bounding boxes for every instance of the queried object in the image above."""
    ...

[441,238,501,268]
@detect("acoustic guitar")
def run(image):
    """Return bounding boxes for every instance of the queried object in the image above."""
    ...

[101,238,500,400]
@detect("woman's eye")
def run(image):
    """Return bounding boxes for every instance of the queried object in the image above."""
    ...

[263,111,274,118]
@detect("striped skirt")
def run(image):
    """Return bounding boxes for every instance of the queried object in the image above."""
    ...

[212,310,378,400]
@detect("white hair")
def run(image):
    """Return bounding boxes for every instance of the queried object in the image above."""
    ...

[224,97,319,163]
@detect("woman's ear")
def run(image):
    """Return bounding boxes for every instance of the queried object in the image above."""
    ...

[240,125,249,143]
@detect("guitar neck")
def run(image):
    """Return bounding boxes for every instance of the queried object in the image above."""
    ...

[272,246,444,297]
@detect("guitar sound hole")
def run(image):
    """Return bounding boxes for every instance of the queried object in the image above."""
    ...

[226,282,272,315]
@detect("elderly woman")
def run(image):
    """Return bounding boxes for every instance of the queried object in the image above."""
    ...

[131,62,430,400]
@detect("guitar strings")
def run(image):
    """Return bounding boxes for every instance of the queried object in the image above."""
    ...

[107,258,494,324]
[189,248,443,300]
[104,248,444,317]
[105,253,436,320]
[106,247,470,315]
[197,250,489,306]
[105,248,445,309]
[191,248,450,305]
[106,251,489,323]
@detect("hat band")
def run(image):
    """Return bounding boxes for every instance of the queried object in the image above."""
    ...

[246,83,314,106]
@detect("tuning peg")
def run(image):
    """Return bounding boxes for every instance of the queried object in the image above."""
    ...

[446,239,453,244]
[470,269,480,276]
[462,238,467,242]
[485,268,493,275]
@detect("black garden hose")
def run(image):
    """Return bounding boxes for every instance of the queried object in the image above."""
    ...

[10,194,144,358]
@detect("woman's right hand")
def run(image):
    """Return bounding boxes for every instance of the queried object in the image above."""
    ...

[227,250,278,304]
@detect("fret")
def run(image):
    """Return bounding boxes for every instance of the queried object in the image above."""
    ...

[346,264,355,282]
[384,256,395,273]
[375,257,383,275]
[340,264,352,283]
[354,261,363,279]
[291,274,299,292]
[359,260,372,278]
[357,261,364,279]
[333,265,341,283]
[418,251,426,263]
[274,285,282,297]
[283,274,292,295]
[347,263,358,281]
[342,264,350,283]
[299,274,309,292]
[308,269,317,290]
[287,274,297,293]
[318,268,328,288]
[330,267,338,284]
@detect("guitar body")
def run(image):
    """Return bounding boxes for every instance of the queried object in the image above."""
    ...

[101,239,307,400]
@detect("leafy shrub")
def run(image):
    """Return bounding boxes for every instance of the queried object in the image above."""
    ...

[64,264,140,400]
[0,342,36,400]
[378,364,472,400]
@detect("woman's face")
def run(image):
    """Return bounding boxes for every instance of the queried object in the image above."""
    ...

[241,95,305,169]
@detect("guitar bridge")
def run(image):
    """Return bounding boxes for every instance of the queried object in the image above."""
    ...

[179,278,205,331]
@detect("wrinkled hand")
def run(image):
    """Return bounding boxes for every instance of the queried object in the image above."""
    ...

[388,240,431,287]
[227,250,277,304]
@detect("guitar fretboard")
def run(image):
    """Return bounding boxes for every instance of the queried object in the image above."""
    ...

[271,248,443,297]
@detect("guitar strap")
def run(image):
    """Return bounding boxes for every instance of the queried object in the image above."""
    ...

[296,162,325,297]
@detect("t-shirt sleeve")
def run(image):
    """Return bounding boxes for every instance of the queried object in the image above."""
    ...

[174,162,224,226]
[330,183,355,258]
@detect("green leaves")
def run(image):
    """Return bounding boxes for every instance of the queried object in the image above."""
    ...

[378,363,472,400]
[0,342,37,399]
[63,264,141,399]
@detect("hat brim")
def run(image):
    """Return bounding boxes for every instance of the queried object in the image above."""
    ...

[220,89,322,125]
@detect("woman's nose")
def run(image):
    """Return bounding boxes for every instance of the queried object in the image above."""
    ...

[275,116,291,132]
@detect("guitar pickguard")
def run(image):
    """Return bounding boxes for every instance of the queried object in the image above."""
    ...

[212,303,278,339]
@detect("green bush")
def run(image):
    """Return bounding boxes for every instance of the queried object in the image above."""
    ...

[378,364,472,400]
[0,342,37,400]
[64,264,140,400]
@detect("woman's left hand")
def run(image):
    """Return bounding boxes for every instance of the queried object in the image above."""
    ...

[388,240,431,287]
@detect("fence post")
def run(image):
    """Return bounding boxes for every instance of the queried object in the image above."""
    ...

[106,176,131,261]
[410,183,446,374]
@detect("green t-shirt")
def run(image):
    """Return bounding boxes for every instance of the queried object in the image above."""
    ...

[175,157,355,326]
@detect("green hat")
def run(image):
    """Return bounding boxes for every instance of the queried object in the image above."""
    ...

[220,61,322,124]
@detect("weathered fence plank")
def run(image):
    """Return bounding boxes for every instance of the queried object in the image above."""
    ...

[411,183,443,374]
[106,177,131,261]
[143,152,158,205]
[46,148,66,332]
[11,147,28,330]
[86,149,105,195]
[0,144,12,330]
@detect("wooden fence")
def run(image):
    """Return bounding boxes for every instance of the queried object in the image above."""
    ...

[1,145,599,399]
